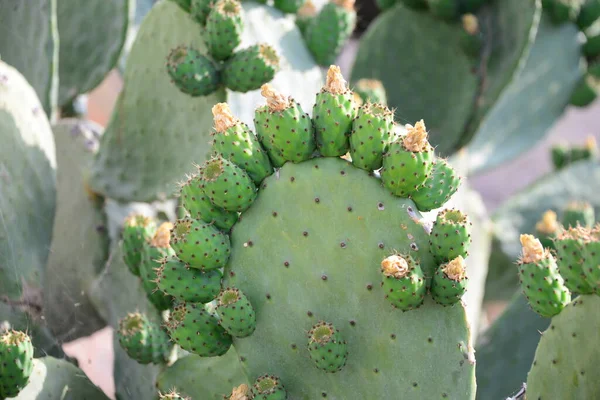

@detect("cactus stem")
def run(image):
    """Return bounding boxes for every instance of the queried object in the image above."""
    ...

[519,234,546,264]
[212,103,238,133]
[260,84,290,111]
[442,256,467,281]
[381,254,410,278]
[151,222,174,248]
[324,65,348,94]
[403,120,430,152]
[535,210,559,234]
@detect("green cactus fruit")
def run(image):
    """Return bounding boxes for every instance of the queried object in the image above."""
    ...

[250,375,287,400]
[254,84,316,167]
[122,214,157,276]
[307,321,348,373]
[274,0,305,13]
[223,44,280,93]
[570,73,600,107]
[160,390,191,400]
[296,0,317,36]
[582,226,600,288]
[169,0,193,12]
[535,210,561,250]
[583,33,600,58]
[140,223,176,311]
[550,137,597,170]
[166,46,221,97]
[211,103,273,184]
[429,209,472,263]
[117,312,173,365]
[313,66,358,157]
[460,14,483,57]
[554,227,596,294]
[305,0,357,66]
[353,78,387,106]
[166,302,233,356]
[381,120,435,197]
[0,330,34,399]
[551,144,569,170]
[562,200,595,228]
[216,287,257,337]
[545,0,582,24]
[348,102,394,171]
[517,234,572,318]
[410,158,461,212]
[200,155,258,212]
[205,0,243,61]
[431,256,468,306]
[156,256,223,302]
[170,217,231,270]
[399,0,428,8]
[577,0,600,29]
[191,0,216,26]
[380,254,427,311]
[427,0,460,20]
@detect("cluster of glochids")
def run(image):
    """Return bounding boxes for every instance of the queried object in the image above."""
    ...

[166,0,280,96]
[118,65,471,398]
[551,135,598,171]
[518,201,600,318]
[0,329,34,399]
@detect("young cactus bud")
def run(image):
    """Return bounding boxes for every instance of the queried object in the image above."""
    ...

[156,256,223,302]
[535,210,561,249]
[517,234,571,318]
[140,223,176,311]
[205,0,244,61]
[191,0,216,26]
[460,14,483,57]
[250,375,287,400]
[429,209,472,263]
[577,0,600,30]
[569,73,600,108]
[313,66,358,157]
[254,84,316,167]
[296,0,316,36]
[349,102,394,171]
[170,217,231,270]
[223,44,280,93]
[431,256,468,306]
[274,0,306,14]
[561,200,595,229]
[121,214,157,276]
[581,226,600,288]
[211,103,274,184]
[353,78,387,106]
[307,321,348,373]
[117,312,173,365]
[380,254,426,311]
[216,287,257,337]
[381,120,435,197]
[410,158,461,212]
[166,46,221,97]
[554,227,596,294]
[0,330,34,399]
[427,0,460,20]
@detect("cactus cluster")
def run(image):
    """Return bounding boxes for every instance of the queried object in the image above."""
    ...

[551,135,598,170]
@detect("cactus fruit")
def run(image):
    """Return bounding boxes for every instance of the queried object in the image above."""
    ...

[211,103,274,184]
[307,321,348,372]
[250,375,287,400]
[348,102,394,171]
[274,0,306,14]
[381,120,435,197]
[296,1,316,36]
[429,209,472,263]
[313,66,358,157]
[156,256,223,302]
[223,44,280,93]
[117,312,173,365]
[199,156,258,212]
[140,223,176,311]
[431,256,468,306]
[353,78,387,106]
[570,73,600,107]
[380,254,427,310]
[170,217,232,269]
[410,158,461,212]
[577,0,600,29]
[535,210,561,249]
[562,200,595,228]
[205,0,244,61]
[551,136,597,170]
[517,234,571,318]
[0,330,34,399]
[254,84,316,167]
[582,226,600,287]
[554,227,596,294]
[216,287,257,337]
[122,214,157,276]
[191,0,215,26]
[166,46,221,97]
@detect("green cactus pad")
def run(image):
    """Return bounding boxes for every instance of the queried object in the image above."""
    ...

[166,46,221,97]
[380,254,427,311]
[216,287,257,337]
[577,0,600,29]
[251,375,287,400]
[254,86,316,167]
[313,66,358,157]
[427,0,460,19]
[170,217,232,270]
[304,0,356,66]
[349,102,394,171]
[211,103,273,184]
[410,158,461,212]
[223,44,280,93]
[140,223,176,311]
[200,156,257,212]
[191,0,215,25]
[166,302,233,357]
[0,330,34,398]
[353,79,387,106]
[157,256,222,302]
[307,321,348,373]
[205,0,244,61]
[122,214,157,276]
[582,230,600,288]
[431,256,468,306]
[274,0,305,13]
[562,201,595,228]
[430,209,472,263]
[526,295,600,399]
[117,312,173,365]
[554,227,595,294]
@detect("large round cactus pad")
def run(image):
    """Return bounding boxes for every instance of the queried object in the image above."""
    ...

[225,158,476,399]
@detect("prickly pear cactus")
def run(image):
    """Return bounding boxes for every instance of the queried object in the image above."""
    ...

[0,330,34,398]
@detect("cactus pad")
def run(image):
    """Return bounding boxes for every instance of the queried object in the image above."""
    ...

[117,312,173,364]
[170,217,232,269]
[216,287,257,337]
[0,330,34,398]
[157,256,223,302]
[166,46,221,97]
[430,209,472,263]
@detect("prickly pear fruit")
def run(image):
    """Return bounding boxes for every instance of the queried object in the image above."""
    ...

[431,256,468,306]
[582,227,600,287]
[348,102,394,171]
[0,330,34,399]
[166,302,233,356]
[410,158,461,212]
[305,0,357,66]
[170,217,231,270]
[552,136,597,170]
[250,375,287,400]
[191,0,215,26]
[562,201,595,228]
[313,66,357,157]
[296,1,316,36]
[216,287,256,337]
[156,256,222,302]
[307,321,348,373]
[211,103,273,184]
[545,0,582,24]
[206,0,243,61]
[160,389,190,400]
[166,46,221,97]
[223,44,280,93]
[554,227,595,294]
[577,0,600,29]
[274,0,306,13]
[517,234,571,318]
[200,156,257,212]
[429,209,471,263]
[140,223,176,311]
[569,74,599,107]
[427,0,459,20]
[380,254,426,311]
[353,78,387,106]
[122,214,157,276]
[535,210,560,249]
[117,312,173,365]
[254,85,316,167]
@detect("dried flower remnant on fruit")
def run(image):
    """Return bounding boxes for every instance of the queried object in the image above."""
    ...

[151,222,174,248]
[519,234,546,263]
[333,0,355,11]
[536,210,559,234]
[261,84,290,111]
[462,14,479,35]
[325,65,348,94]
[443,256,467,281]
[403,120,429,152]
[212,103,238,132]
[298,0,317,17]
[381,254,410,278]
[230,384,250,400]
